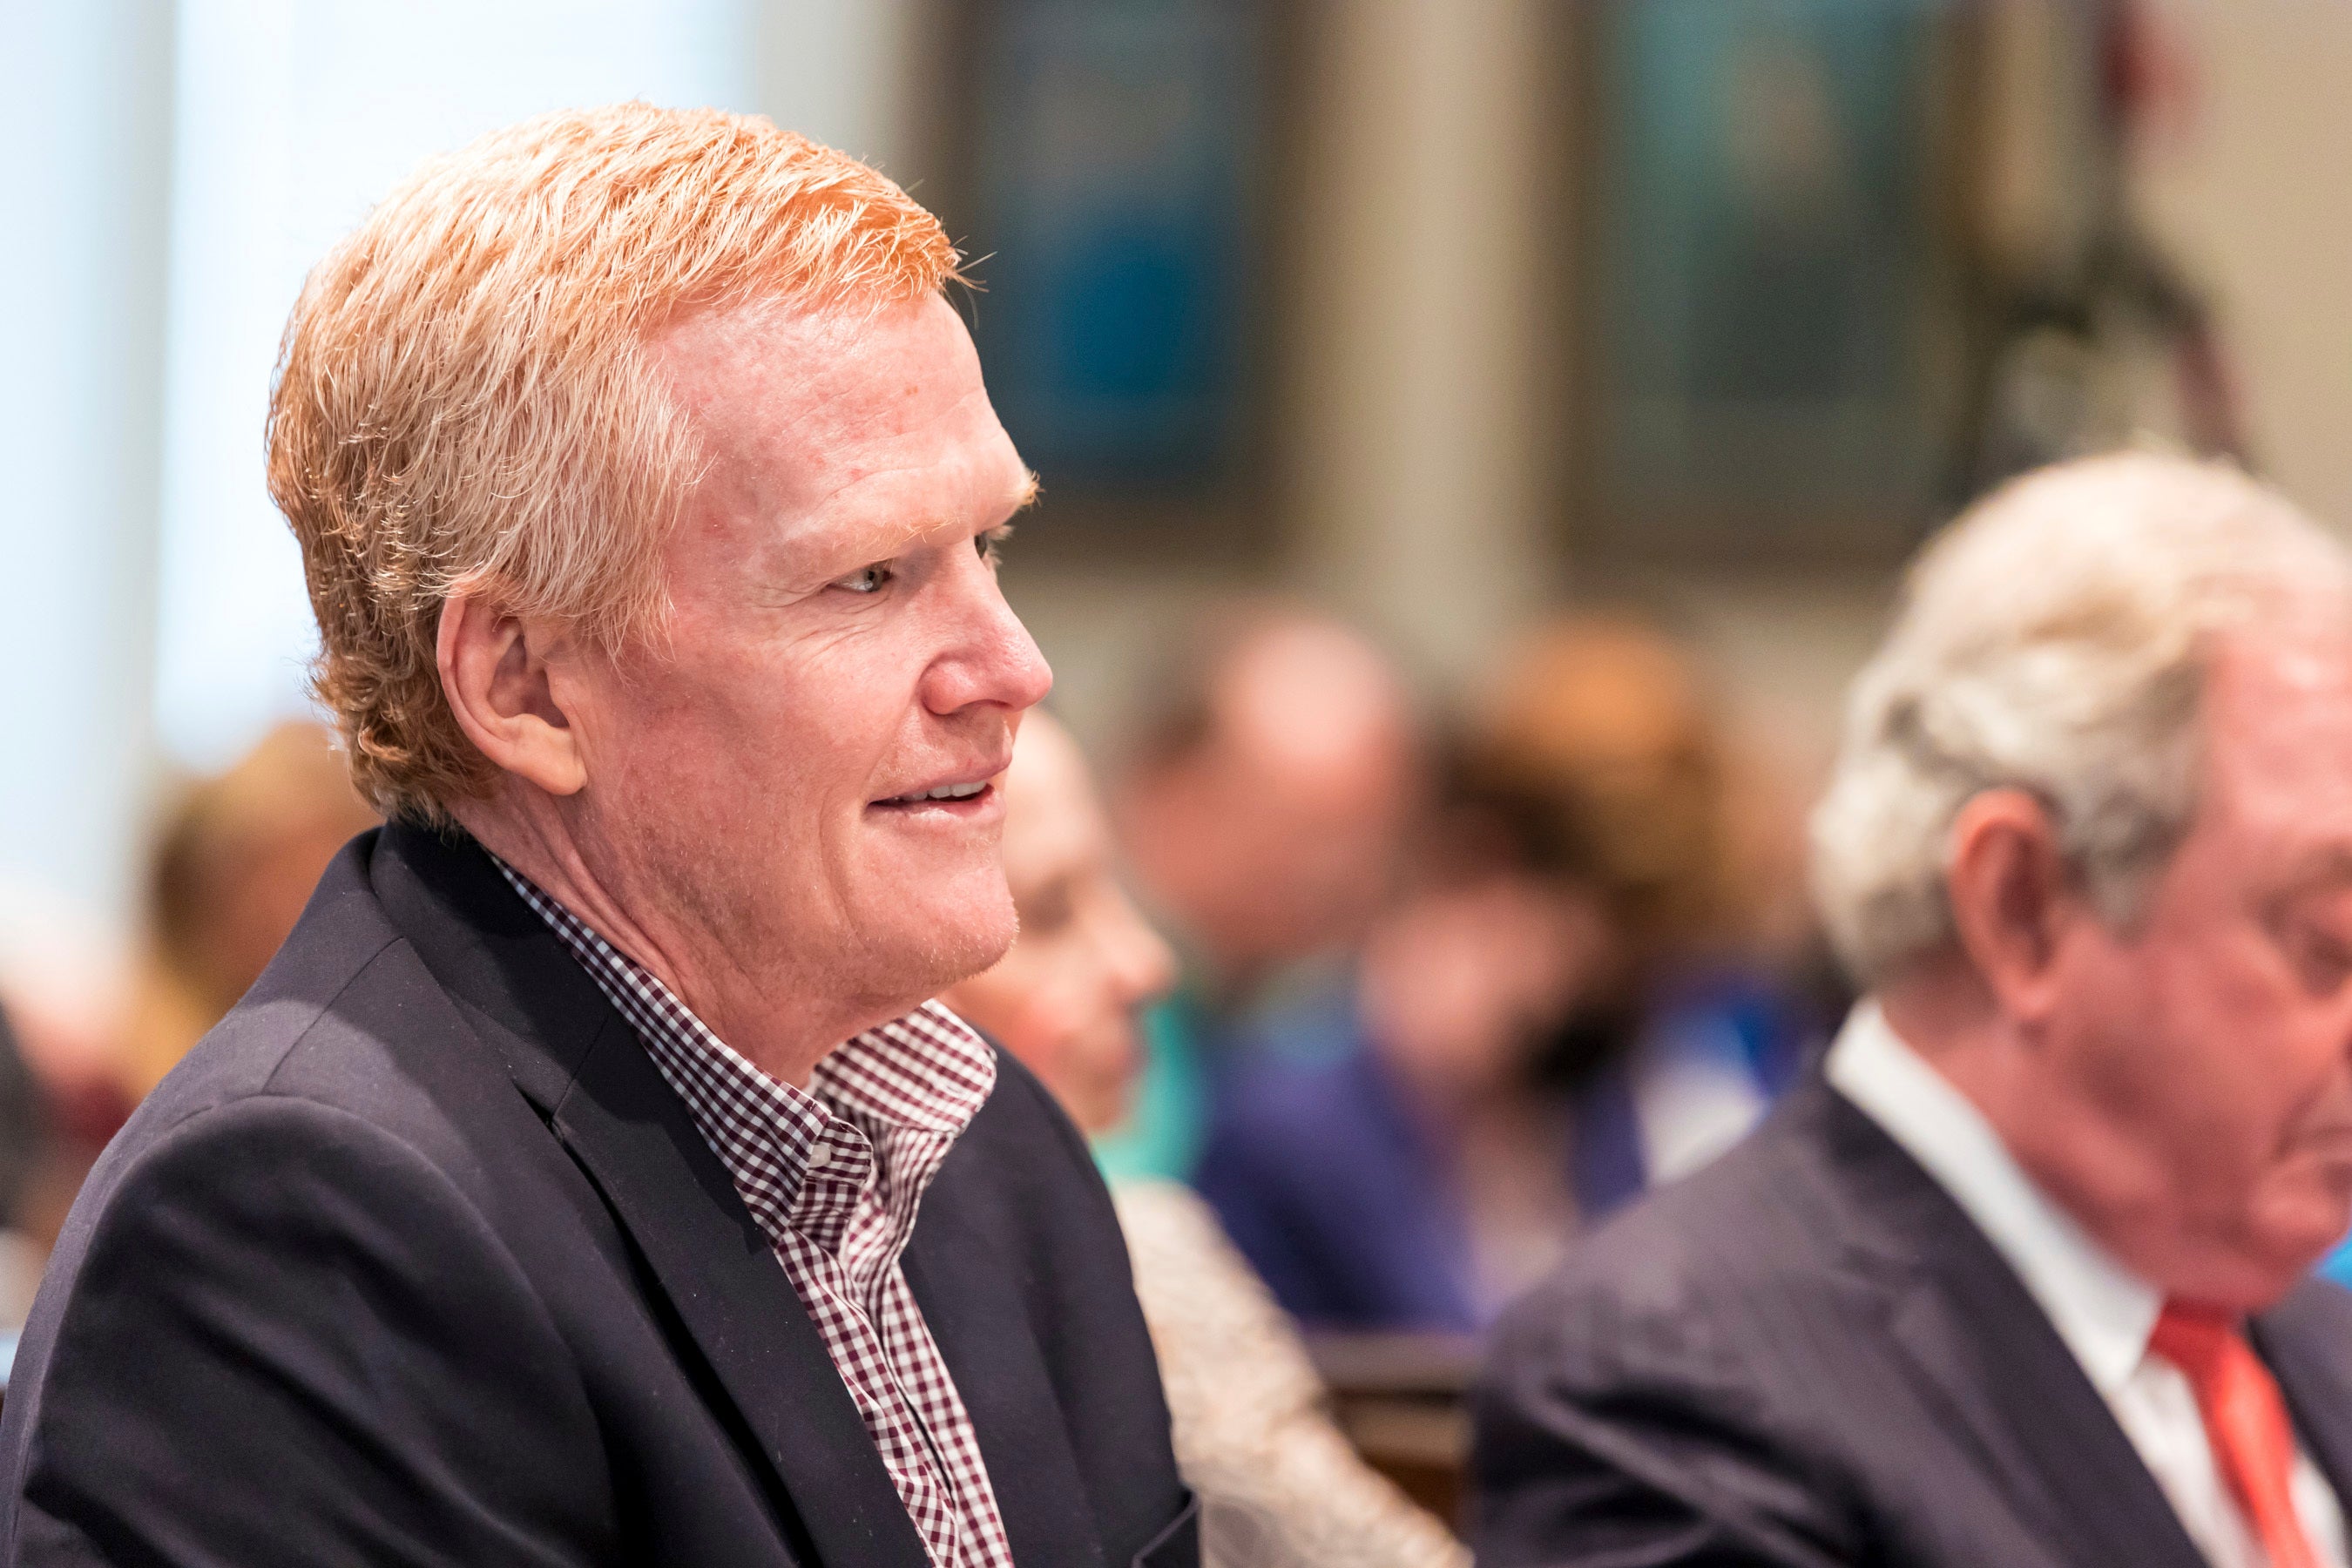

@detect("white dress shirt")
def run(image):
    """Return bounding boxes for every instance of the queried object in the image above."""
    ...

[1828,1001,2350,1568]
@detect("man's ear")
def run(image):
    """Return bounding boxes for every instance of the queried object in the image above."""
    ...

[1945,787,2081,1022]
[436,592,589,797]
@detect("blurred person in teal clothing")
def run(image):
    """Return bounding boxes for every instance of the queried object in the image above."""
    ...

[1101,606,1428,1181]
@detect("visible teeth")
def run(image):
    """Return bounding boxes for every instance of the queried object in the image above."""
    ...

[895,781,986,803]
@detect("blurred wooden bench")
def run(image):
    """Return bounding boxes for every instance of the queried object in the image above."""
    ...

[1306,1330,1477,1534]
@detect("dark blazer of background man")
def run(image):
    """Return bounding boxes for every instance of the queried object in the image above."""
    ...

[1477,454,2352,1568]
[0,105,1194,1568]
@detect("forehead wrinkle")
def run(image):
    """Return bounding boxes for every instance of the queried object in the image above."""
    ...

[783,375,1015,512]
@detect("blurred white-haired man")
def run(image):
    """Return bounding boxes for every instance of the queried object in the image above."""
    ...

[1477,452,2352,1568]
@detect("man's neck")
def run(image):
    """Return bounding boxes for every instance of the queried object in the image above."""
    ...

[451,790,862,1090]
[1875,957,2262,1308]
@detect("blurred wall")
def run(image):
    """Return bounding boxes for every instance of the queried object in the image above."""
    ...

[1680,0,2352,784]
[0,0,172,937]
[1001,0,1571,750]
[2139,0,2352,533]
[757,0,918,174]
[1003,0,2352,792]
[1281,0,1562,682]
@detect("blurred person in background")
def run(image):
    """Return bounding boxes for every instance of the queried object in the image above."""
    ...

[1195,617,1821,1334]
[1194,767,1605,1334]
[1469,618,1826,1214]
[0,723,373,1346]
[947,711,1466,1568]
[0,1003,55,1358]
[0,722,373,1335]
[1104,606,1426,1182]
[0,933,118,1265]
[118,720,379,1101]
[1480,454,2352,1568]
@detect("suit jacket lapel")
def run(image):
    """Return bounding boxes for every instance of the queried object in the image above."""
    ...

[1812,1086,2211,1568]
[371,823,930,1568]
[902,1179,1106,1568]
[1879,1252,2210,1568]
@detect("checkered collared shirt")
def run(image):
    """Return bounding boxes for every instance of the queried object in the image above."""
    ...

[493,859,1015,1568]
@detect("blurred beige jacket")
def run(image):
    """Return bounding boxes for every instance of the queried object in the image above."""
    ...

[1113,1181,1470,1568]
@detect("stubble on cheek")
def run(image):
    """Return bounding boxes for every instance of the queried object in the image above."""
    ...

[581,681,807,963]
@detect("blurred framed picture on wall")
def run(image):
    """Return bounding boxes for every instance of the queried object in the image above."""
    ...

[1568,0,1973,567]
[928,0,1285,563]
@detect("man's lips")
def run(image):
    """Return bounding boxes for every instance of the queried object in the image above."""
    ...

[871,775,1001,809]
[870,747,1014,810]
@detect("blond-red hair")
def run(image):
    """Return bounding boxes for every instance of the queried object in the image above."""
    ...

[267,103,961,821]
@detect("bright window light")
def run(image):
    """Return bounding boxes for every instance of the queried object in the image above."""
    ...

[155,0,754,770]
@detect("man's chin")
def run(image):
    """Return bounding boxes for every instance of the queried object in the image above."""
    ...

[941,911,1020,990]
[864,896,1020,1006]
[2215,1192,2352,1308]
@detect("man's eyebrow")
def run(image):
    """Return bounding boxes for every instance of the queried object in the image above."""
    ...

[902,470,1038,544]
[793,470,1044,581]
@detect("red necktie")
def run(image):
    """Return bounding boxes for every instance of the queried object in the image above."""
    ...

[2150,1301,2323,1568]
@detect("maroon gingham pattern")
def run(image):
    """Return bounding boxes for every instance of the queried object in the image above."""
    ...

[493,859,1014,1568]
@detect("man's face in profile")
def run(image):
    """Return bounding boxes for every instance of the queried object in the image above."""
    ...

[2031,623,2352,1305]
[556,292,1051,1025]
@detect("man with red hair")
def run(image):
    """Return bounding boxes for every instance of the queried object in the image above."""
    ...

[0,105,1194,1568]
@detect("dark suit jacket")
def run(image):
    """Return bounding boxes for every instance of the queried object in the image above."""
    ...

[0,823,1197,1568]
[1475,1075,2352,1567]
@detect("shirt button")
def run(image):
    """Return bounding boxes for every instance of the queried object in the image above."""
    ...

[806,1143,833,1171]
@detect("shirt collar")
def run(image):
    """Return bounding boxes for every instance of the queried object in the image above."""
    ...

[484,852,996,1225]
[813,1004,997,1139]
[1827,999,2161,1394]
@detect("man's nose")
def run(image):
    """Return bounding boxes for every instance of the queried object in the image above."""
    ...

[995,614,1054,713]
[923,553,1054,715]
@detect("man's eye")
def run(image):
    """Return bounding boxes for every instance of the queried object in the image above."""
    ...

[977,527,1010,568]
[833,564,890,594]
